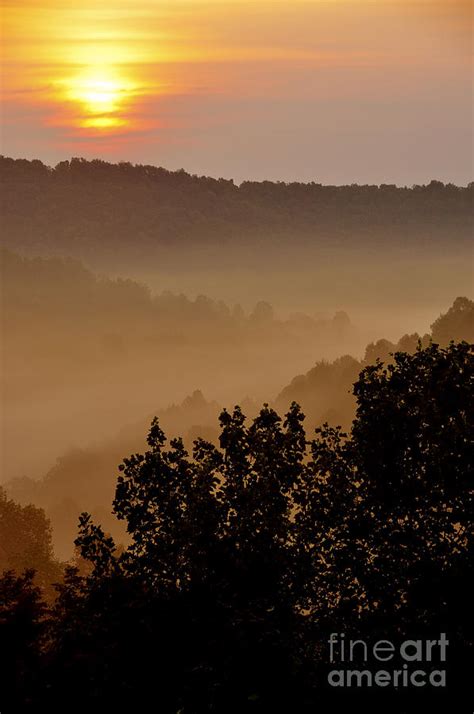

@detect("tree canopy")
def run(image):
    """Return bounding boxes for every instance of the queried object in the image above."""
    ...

[1,157,472,262]
[1,341,471,711]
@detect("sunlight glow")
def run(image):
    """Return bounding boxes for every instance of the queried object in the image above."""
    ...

[1,0,470,147]
[81,116,129,130]
[57,69,137,131]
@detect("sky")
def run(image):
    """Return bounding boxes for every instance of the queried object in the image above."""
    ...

[1,0,472,184]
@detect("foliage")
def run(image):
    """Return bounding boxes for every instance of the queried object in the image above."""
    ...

[0,570,46,711]
[2,342,470,711]
[431,296,474,346]
[1,157,472,261]
[0,488,62,595]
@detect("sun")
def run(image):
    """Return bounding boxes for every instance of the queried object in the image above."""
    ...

[71,76,122,114]
[58,68,136,130]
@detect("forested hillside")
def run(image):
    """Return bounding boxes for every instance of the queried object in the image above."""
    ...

[5,297,473,559]
[1,249,360,484]
[1,157,472,260]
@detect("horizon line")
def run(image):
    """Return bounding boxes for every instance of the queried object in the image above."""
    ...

[1,154,473,190]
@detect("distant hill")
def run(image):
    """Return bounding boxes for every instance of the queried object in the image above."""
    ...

[5,296,473,559]
[1,248,361,486]
[1,156,472,265]
[275,296,474,430]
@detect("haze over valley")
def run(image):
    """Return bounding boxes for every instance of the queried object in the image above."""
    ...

[1,158,472,558]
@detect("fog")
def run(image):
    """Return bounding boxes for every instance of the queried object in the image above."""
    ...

[125,245,473,338]
[1,158,472,558]
[1,247,370,482]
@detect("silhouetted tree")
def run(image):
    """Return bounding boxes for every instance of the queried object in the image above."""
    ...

[3,342,472,712]
[0,570,45,711]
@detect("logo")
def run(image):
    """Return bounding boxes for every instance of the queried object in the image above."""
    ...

[327,633,449,688]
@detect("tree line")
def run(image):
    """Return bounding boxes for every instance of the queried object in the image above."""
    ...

[1,157,472,259]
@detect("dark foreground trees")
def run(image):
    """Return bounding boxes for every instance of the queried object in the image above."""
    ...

[2,342,472,712]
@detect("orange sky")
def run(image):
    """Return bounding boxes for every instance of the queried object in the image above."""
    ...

[1,0,472,183]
